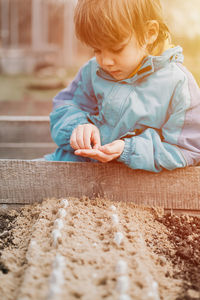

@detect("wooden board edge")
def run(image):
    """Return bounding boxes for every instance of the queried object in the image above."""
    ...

[1,160,200,210]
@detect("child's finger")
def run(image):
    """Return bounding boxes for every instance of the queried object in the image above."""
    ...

[83,126,93,149]
[76,125,85,149]
[74,148,102,158]
[75,149,98,157]
[99,144,115,154]
[93,144,100,149]
[99,140,124,154]
[75,148,114,162]
[70,128,79,149]
[91,130,101,148]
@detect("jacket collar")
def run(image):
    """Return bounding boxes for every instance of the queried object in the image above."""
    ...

[96,46,184,84]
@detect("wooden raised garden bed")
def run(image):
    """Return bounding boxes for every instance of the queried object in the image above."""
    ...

[1,117,200,300]
[0,116,200,215]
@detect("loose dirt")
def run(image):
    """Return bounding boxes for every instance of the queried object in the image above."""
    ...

[0,197,200,300]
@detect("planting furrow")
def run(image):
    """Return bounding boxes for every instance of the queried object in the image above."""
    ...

[1,197,188,300]
[16,199,63,300]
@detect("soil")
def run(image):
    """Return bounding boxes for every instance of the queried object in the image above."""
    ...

[0,197,200,300]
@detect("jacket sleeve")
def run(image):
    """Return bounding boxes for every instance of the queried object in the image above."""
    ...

[50,61,98,151]
[118,69,200,172]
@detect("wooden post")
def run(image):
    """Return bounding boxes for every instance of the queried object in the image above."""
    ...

[32,0,43,50]
[10,0,19,47]
[1,0,10,47]
[63,0,75,66]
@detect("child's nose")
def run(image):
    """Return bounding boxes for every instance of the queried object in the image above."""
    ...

[100,54,114,67]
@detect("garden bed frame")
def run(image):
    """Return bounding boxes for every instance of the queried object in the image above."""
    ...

[0,116,200,215]
[0,116,56,159]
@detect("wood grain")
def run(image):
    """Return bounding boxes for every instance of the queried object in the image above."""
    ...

[0,116,52,143]
[1,159,200,212]
[0,116,57,159]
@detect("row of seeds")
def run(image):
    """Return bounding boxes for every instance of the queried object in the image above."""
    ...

[47,199,69,300]
[47,199,161,300]
[18,197,161,300]
[110,205,131,300]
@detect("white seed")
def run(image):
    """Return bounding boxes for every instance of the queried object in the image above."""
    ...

[110,205,117,211]
[26,240,38,260]
[58,208,66,218]
[52,254,65,269]
[152,281,158,290]
[147,292,154,298]
[151,281,160,300]
[60,199,69,208]
[146,291,157,300]
[114,232,124,246]
[29,240,37,248]
[93,242,97,247]
[116,275,129,293]
[54,218,64,230]
[52,229,62,247]
[49,268,64,285]
[146,281,160,300]
[119,294,131,300]
[116,260,127,275]
[47,255,65,300]
[47,283,61,300]
[112,214,119,225]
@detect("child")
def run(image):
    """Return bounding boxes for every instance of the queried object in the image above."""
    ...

[45,0,200,172]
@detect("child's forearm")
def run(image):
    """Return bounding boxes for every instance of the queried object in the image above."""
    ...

[117,128,186,172]
[49,60,98,151]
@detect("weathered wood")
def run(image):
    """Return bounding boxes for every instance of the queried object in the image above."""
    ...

[0,116,52,143]
[0,116,56,159]
[0,143,56,159]
[0,203,26,212]
[164,209,200,217]
[1,160,200,212]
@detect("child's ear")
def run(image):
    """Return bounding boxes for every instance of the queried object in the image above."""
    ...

[145,20,159,45]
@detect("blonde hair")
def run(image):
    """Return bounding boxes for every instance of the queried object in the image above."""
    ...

[74,0,170,53]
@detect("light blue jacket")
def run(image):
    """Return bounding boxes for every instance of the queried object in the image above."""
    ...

[45,46,200,172]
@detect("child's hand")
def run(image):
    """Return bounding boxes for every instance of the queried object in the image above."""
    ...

[74,139,125,162]
[70,124,101,150]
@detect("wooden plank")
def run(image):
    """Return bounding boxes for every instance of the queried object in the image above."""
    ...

[0,116,56,159]
[0,203,26,212]
[164,209,200,217]
[1,159,200,211]
[0,142,55,148]
[0,142,56,159]
[0,116,50,121]
[0,116,52,143]
[1,205,200,216]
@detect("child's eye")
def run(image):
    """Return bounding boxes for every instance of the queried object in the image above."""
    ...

[111,47,124,54]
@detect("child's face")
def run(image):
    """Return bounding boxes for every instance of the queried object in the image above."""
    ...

[93,35,148,80]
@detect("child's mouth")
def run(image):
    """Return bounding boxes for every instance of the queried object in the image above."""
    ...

[109,70,121,76]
